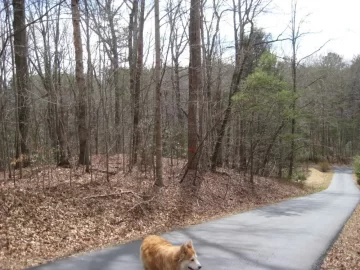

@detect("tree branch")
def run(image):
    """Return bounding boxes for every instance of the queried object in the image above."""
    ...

[0,0,66,58]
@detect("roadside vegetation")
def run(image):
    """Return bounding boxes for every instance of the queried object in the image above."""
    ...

[302,163,333,192]
[352,156,360,185]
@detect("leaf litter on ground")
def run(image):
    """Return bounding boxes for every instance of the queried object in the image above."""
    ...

[321,177,360,270]
[0,155,312,269]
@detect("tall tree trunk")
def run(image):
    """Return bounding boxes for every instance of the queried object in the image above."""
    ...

[132,0,145,165]
[288,3,297,179]
[239,118,247,172]
[128,0,138,165]
[210,0,244,171]
[211,59,245,171]
[249,112,254,183]
[54,3,70,167]
[278,135,283,178]
[13,0,30,167]
[168,1,186,127]
[224,124,231,167]
[105,0,121,154]
[173,59,183,124]
[261,122,285,175]
[41,18,58,157]
[154,0,163,186]
[188,0,202,170]
[72,0,89,168]
[84,0,93,169]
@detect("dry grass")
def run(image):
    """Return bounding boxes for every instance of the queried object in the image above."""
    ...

[304,167,334,192]
[0,155,311,270]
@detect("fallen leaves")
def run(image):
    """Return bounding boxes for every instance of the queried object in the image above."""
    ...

[0,156,310,270]
[321,194,360,270]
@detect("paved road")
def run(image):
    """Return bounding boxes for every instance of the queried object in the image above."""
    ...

[29,167,359,270]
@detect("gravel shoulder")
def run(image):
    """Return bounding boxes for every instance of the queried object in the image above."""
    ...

[320,172,360,270]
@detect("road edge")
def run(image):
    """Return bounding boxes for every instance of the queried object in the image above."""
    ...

[312,181,360,269]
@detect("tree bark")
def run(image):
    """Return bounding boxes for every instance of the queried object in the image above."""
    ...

[132,0,145,165]
[188,0,202,170]
[105,0,121,153]
[71,0,89,168]
[13,0,30,167]
[128,0,138,165]
[288,2,297,179]
[154,0,163,186]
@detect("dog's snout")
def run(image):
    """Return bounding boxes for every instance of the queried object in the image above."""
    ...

[198,266,202,269]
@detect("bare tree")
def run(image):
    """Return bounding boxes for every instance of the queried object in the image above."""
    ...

[154,0,163,186]
[71,0,89,168]
[167,0,188,126]
[128,0,139,167]
[132,0,145,165]
[13,0,30,168]
[188,0,202,170]
[28,1,70,167]
[210,0,266,171]
[287,0,329,178]
[288,0,298,179]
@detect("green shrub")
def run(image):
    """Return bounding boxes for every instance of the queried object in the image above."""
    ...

[353,156,360,184]
[318,161,330,172]
[293,171,307,182]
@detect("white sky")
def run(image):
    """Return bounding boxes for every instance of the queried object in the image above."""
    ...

[152,0,360,66]
[24,0,359,69]
[255,0,360,62]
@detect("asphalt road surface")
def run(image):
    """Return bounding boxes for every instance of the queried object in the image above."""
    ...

[29,167,360,270]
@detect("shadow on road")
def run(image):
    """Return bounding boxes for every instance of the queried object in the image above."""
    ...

[29,240,142,270]
[28,165,360,270]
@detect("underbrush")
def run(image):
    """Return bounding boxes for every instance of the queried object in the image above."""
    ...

[353,155,360,185]
[318,161,330,172]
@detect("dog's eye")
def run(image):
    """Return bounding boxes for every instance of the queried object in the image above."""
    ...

[191,259,194,262]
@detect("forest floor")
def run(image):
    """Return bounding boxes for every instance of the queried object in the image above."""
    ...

[321,173,360,270]
[0,154,317,270]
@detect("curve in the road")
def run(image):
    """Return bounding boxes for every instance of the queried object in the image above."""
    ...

[28,167,360,270]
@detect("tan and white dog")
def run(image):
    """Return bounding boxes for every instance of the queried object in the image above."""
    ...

[140,234,202,270]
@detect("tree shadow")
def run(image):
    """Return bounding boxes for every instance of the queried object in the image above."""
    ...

[28,239,143,270]
[163,225,298,270]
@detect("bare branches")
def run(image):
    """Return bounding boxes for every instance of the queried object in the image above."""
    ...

[128,196,156,212]
[297,39,331,65]
[0,0,65,59]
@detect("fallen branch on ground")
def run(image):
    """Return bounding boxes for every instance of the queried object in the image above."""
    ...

[128,197,156,212]
[82,190,141,200]
[90,168,117,175]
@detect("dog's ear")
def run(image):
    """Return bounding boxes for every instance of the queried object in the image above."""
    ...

[180,243,187,254]
[185,240,193,248]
